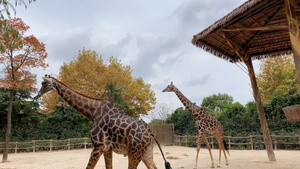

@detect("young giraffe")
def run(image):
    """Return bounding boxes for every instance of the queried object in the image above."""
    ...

[162,82,229,168]
[36,75,171,169]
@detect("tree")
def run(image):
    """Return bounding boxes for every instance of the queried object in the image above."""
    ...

[256,55,298,103]
[41,49,155,117]
[0,90,44,142]
[148,103,172,123]
[0,0,36,19]
[33,97,91,140]
[201,93,233,118]
[165,107,197,135]
[0,18,48,161]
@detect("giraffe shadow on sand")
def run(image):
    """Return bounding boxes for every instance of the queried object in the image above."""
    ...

[163,82,229,168]
[36,75,171,169]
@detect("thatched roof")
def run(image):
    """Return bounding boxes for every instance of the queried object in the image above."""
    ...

[192,0,299,63]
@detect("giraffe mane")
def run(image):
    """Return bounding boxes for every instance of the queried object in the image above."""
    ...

[49,76,109,102]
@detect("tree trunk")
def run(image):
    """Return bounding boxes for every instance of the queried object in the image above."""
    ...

[245,57,276,162]
[2,89,14,162]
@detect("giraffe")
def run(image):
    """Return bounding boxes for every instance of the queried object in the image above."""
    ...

[162,82,229,168]
[36,75,171,169]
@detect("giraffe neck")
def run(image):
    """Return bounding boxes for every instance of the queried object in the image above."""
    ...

[52,79,95,120]
[173,87,206,119]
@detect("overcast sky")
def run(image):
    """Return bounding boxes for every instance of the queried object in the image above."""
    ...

[13,0,260,118]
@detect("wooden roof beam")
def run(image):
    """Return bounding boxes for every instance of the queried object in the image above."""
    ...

[219,31,246,62]
[221,25,288,32]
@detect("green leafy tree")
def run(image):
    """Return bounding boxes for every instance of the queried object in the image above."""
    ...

[166,107,197,135]
[219,102,261,136]
[264,92,300,135]
[0,90,45,142]
[201,93,233,118]
[33,97,91,140]
[256,55,298,103]
[105,83,129,112]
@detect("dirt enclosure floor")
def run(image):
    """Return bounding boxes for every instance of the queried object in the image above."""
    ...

[1,146,299,169]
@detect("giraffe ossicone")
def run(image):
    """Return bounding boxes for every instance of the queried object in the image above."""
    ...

[163,82,229,168]
[36,74,172,169]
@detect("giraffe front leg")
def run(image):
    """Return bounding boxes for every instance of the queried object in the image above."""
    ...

[194,133,204,169]
[86,145,103,169]
[204,135,214,168]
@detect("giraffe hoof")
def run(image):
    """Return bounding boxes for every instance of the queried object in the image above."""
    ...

[226,163,229,166]
[217,166,221,168]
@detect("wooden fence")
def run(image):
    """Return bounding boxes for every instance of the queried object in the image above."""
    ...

[1,135,299,154]
[0,137,93,154]
[174,135,300,150]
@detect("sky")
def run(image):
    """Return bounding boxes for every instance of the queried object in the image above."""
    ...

[10,0,260,119]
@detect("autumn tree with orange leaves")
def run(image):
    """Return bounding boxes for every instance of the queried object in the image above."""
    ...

[256,55,298,103]
[0,18,48,162]
[41,49,156,117]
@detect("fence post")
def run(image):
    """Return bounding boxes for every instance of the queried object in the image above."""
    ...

[68,138,70,150]
[14,142,18,154]
[84,137,87,149]
[227,136,231,149]
[298,136,300,148]
[184,135,188,147]
[249,136,253,150]
[50,139,52,152]
[273,136,277,150]
[32,140,36,153]
[211,136,214,149]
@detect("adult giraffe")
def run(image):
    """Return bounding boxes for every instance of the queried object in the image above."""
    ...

[36,75,171,169]
[163,82,229,168]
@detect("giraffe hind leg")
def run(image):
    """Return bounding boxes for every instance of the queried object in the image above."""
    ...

[214,133,229,167]
[204,135,215,168]
[104,151,113,169]
[142,144,157,169]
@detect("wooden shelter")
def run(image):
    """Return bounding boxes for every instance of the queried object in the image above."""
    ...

[192,0,300,162]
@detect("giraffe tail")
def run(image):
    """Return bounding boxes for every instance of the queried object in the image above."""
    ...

[223,140,230,156]
[151,134,172,169]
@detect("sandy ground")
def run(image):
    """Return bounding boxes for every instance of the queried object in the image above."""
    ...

[0,146,299,169]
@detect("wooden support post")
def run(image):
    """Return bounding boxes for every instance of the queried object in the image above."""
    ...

[285,0,300,91]
[221,30,276,161]
[244,54,276,161]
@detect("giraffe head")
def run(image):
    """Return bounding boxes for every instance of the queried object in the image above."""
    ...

[162,82,176,92]
[36,74,56,98]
